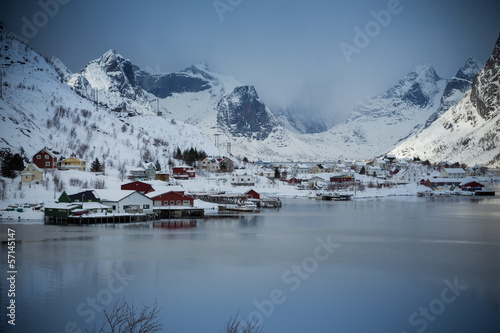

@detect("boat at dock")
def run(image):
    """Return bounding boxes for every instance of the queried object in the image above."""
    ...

[218,201,258,212]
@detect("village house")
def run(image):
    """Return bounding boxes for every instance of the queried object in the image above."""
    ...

[219,157,235,172]
[60,157,86,171]
[257,167,275,178]
[33,147,58,170]
[330,163,346,173]
[200,157,221,172]
[309,164,327,174]
[244,189,261,200]
[148,191,195,207]
[372,158,387,170]
[231,169,255,186]
[44,203,82,219]
[330,174,353,184]
[21,162,43,185]
[121,181,156,194]
[394,167,420,184]
[128,161,157,180]
[172,166,196,180]
[307,175,328,189]
[366,165,383,177]
[460,181,485,191]
[58,190,100,203]
[93,190,153,214]
[440,168,467,178]
[353,161,366,173]
[420,178,463,189]
[291,163,310,176]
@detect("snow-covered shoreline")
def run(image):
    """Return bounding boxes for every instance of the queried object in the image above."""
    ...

[3,169,497,222]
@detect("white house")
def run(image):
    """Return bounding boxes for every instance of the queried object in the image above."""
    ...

[231,170,255,186]
[200,157,221,172]
[291,163,310,176]
[367,165,383,177]
[93,190,153,214]
[440,168,467,178]
[394,167,420,184]
[129,162,157,180]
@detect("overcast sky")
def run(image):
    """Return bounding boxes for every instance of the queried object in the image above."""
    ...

[2,0,500,122]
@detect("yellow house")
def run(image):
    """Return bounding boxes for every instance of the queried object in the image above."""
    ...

[60,157,86,171]
[21,163,43,184]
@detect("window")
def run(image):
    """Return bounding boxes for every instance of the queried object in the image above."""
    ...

[143,205,150,209]
[176,200,181,205]
[112,205,116,210]
[183,200,190,205]
[36,155,41,159]
[170,200,175,205]
[45,162,50,166]
[45,155,49,159]
[163,201,168,205]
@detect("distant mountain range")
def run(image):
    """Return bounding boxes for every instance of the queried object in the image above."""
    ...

[1,23,498,166]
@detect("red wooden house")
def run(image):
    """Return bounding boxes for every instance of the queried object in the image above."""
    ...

[121,181,155,194]
[33,148,58,170]
[244,189,261,200]
[149,191,195,207]
[330,175,353,183]
[172,166,196,179]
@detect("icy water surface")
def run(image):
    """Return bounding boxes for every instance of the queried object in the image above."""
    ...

[1,196,500,332]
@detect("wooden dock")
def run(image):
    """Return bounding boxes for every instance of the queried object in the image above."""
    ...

[45,213,151,225]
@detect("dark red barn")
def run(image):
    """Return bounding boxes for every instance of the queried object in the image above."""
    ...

[121,181,155,194]
[244,189,261,200]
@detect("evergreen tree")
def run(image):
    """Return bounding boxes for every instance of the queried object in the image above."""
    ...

[91,158,102,172]
[274,167,281,179]
[359,166,366,175]
[1,152,24,178]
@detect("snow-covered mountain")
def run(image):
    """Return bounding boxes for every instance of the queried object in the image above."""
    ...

[0,25,220,175]
[424,57,481,127]
[300,64,448,159]
[2,21,496,165]
[391,34,500,166]
[67,49,155,116]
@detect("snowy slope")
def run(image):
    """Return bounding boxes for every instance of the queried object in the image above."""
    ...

[391,34,500,167]
[0,26,220,175]
[298,64,447,159]
[424,57,481,127]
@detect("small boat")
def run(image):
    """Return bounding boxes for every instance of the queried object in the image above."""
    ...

[218,201,258,212]
[458,190,475,196]
[417,190,434,197]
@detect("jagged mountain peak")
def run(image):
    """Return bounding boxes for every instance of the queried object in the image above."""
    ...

[457,57,482,81]
[470,32,500,121]
[385,63,442,107]
[216,85,278,141]
[391,33,500,167]
[424,57,482,128]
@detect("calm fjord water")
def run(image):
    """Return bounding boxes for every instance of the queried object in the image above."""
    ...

[1,196,500,332]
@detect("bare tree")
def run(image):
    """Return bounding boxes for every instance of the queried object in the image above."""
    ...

[223,312,263,333]
[88,298,163,333]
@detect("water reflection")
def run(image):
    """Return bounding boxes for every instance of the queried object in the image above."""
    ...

[1,197,500,332]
